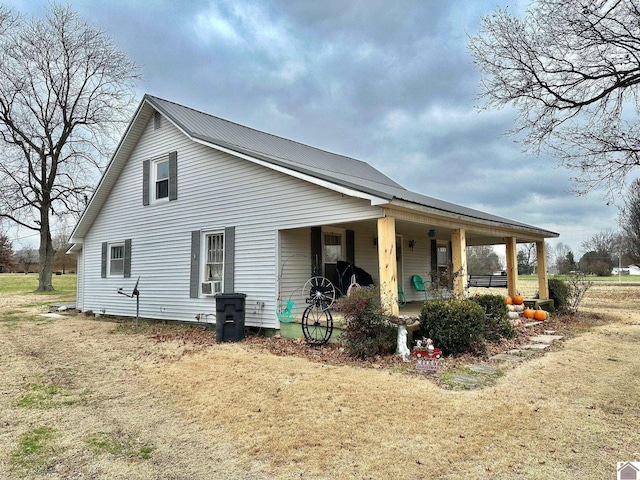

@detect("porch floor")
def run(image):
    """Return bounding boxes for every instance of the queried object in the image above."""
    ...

[397,302,423,317]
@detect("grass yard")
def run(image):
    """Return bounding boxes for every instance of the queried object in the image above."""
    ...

[0,275,638,478]
[0,273,77,297]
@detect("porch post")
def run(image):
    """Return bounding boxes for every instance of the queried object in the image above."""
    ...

[536,241,549,300]
[451,229,467,298]
[377,216,399,316]
[505,237,518,298]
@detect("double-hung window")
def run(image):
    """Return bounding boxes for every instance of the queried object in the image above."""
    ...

[190,227,234,299]
[154,158,169,201]
[202,232,224,295]
[143,151,177,205]
[101,239,131,278]
[109,243,125,276]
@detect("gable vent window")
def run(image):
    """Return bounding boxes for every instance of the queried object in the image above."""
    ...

[154,111,162,130]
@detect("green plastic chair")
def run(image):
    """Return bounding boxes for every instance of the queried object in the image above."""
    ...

[397,287,406,307]
[411,275,429,301]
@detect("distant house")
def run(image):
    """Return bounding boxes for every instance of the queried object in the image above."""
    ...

[612,265,640,276]
[68,95,558,330]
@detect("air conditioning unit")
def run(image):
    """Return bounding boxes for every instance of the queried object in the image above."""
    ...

[201,281,221,296]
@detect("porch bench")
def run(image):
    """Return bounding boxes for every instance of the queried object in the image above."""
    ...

[468,274,508,288]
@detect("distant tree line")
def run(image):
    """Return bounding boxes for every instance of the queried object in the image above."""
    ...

[467,181,640,277]
[0,226,75,274]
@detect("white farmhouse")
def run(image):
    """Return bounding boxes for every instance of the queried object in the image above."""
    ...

[69,95,558,333]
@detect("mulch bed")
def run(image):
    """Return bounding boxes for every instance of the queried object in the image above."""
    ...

[121,311,615,379]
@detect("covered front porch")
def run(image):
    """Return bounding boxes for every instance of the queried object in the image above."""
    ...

[276,205,556,326]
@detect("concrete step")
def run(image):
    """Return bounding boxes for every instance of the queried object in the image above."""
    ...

[520,343,550,351]
[508,349,534,356]
[522,321,544,327]
[468,363,498,375]
[450,373,482,387]
[490,353,526,363]
[529,334,563,343]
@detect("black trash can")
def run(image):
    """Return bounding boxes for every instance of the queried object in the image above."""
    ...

[215,293,247,342]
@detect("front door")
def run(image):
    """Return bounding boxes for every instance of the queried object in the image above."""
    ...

[323,231,344,283]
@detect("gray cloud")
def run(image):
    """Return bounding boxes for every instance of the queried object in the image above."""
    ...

[4,0,619,256]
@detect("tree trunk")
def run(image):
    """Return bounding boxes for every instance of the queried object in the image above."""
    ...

[38,205,55,291]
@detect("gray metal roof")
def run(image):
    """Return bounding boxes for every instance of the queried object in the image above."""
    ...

[147,95,557,237]
[149,95,403,191]
[70,94,558,244]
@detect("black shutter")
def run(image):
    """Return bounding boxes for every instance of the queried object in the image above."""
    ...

[224,226,235,292]
[190,231,200,298]
[101,242,108,278]
[168,151,178,201]
[346,229,355,265]
[447,241,454,289]
[142,160,150,206]
[124,239,132,278]
[310,226,322,276]
[430,239,437,280]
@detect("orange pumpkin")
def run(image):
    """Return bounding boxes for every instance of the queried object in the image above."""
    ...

[505,297,513,305]
[533,310,548,321]
[523,308,535,319]
[512,295,524,305]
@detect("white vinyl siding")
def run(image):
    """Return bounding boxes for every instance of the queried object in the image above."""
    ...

[76,247,84,311]
[80,116,383,327]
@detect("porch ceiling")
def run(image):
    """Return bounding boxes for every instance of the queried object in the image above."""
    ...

[393,220,539,246]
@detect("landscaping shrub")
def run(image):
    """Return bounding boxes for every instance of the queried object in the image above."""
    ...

[548,278,571,313]
[335,288,396,358]
[470,294,515,341]
[564,273,593,315]
[417,299,485,355]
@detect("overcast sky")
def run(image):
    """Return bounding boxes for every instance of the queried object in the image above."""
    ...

[6,0,624,257]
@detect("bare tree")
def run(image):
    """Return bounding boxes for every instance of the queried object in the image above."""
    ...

[619,178,640,263]
[551,242,569,270]
[579,229,623,275]
[15,246,38,274]
[552,242,576,274]
[581,229,623,259]
[0,4,140,291]
[517,243,536,274]
[470,0,640,198]
[467,245,502,274]
[53,222,73,274]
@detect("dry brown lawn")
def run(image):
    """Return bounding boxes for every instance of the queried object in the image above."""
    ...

[0,283,639,479]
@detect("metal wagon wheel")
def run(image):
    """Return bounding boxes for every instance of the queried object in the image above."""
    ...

[301,303,334,346]
[302,276,336,311]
